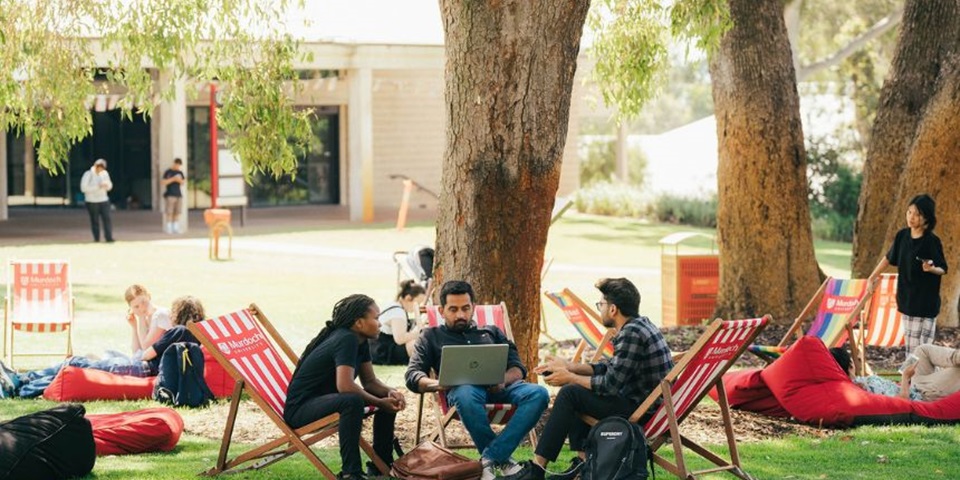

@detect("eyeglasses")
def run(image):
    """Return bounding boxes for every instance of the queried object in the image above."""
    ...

[595,301,608,311]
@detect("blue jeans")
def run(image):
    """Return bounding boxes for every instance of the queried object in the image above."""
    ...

[444,381,549,463]
[16,351,151,397]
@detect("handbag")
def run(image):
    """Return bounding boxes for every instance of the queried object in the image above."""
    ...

[390,441,482,480]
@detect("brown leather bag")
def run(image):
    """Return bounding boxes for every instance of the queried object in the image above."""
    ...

[390,441,482,480]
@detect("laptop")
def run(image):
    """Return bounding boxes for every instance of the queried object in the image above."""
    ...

[437,344,508,387]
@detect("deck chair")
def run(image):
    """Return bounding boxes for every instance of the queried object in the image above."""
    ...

[748,277,869,372]
[582,316,769,479]
[543,289,614,363]
[857,274,903,373]
[4,260,74,366]
[186,304,388,478]
[413,303,537,449]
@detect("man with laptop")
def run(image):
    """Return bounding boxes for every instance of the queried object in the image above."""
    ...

[406,281,549,480]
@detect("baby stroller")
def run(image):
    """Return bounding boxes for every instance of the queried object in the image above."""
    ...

[392,245,435,288]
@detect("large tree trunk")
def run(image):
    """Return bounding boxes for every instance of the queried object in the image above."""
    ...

[709,0,821,322]
[851,0,960,277]
[435,1,589,372]
[883,55,960,326]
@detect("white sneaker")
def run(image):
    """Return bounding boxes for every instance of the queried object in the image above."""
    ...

[481,459,497,480]
[500,458,523,476]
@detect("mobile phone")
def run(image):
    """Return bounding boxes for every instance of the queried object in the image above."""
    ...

[898,354,919,374]
[915,257,933,264]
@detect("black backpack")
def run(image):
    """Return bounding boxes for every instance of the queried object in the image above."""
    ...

[582,416,652,480]
[153,342,214,408]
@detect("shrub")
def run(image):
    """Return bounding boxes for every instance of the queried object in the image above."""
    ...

[573,182,647,218]
[807,138,862,242]
[650,193,717,228]
[578,137,647,187]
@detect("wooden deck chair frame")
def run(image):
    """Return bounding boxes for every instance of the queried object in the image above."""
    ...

[542,289,615,363]
[582,316,769,480]
[3,259,75,366]
[413,302,538,449]
[187,304,388,478]
[857,273,903,375]
[749,277,870,374]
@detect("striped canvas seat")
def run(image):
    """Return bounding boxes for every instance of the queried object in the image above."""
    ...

[748,278,869,371]
[543,289,614,363]
[862,274,903,347]
[187,305,386,478]
[415,303,536,448]
[583,317,769,480]
[4,260,74,366]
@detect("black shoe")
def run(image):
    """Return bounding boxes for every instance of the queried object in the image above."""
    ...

[105,238,115,243]
[498,460,545,480]
[546,457,583,480]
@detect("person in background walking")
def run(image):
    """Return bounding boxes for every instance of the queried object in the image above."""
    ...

[80,158,114,242]
[161,158,186,234]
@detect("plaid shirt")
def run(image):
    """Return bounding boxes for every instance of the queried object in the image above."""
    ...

[590,316,673,405]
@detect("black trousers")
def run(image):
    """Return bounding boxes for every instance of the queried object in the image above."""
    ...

[284,393,396,475]
[86,201,113,241]
[535,384,649,461]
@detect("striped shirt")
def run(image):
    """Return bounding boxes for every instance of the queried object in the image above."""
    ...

[590,316,673,405]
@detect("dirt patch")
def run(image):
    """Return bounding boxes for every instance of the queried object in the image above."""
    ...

[182,325,960,449]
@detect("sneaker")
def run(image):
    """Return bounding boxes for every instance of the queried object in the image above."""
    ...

[545,457,583,480]
[497,460,545,480]
[481,458,498,480]
[500,457,524,476]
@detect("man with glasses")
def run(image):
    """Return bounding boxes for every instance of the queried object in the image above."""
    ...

[406,280,549,480]
[500,277,673,480]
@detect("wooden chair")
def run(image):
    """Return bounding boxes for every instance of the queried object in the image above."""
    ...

[543,289,614,363]
[186,304,387,478]
[4,260,74,366]
[582,317,769,479]
[748,277,869,373]
[413,303,537,449]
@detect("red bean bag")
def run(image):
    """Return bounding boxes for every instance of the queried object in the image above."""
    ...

[87,408,183,456]
[708,368,790,418]
[43,366,154,402]
[42,348,233,402]
[761,336,913,427]
[202,347,235,398]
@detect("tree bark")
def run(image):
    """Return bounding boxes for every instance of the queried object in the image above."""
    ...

[435,1,589,372]
[883,55,960,326]
[709,0,821,322]
[851,0,960,277]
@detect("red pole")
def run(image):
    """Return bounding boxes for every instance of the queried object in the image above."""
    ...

[209,82,219,209]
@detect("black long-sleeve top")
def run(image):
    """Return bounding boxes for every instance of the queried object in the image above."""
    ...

[404,322,526,393]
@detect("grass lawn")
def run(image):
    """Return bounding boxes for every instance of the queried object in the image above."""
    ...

[8,213,946,480]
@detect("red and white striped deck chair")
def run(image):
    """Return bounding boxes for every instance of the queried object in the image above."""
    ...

[186,304,387,478]
[857,274,903,373]
[4,260,74,366]
[414,303,537,449]
[582,316,769,479]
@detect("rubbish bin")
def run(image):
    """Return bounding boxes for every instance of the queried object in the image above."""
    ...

[660,232,719,326]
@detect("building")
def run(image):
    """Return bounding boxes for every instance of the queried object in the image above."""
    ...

[0,0,581,226]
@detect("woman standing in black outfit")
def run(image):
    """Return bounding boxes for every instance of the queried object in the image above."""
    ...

[867,194,948,360]
[283,294,405,480]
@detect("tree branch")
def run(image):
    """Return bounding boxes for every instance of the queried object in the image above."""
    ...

[797,7,904,81]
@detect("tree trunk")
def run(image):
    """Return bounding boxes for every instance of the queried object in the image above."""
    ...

[435,1,590,372]
[884,55,960,326]
[851,0,960,277]
[709,0,821,323]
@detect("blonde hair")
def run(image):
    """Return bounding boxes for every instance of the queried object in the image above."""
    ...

[124,284,150,305]
[170,296,205,326]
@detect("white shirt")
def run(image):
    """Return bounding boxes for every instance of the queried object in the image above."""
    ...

[80,168,113,203]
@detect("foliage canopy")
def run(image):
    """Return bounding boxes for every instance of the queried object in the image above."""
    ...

[0,0,311,178]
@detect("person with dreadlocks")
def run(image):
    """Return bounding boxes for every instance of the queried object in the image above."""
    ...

[284,294,405,480]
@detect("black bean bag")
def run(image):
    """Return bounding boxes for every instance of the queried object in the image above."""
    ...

[0,403,96,480]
